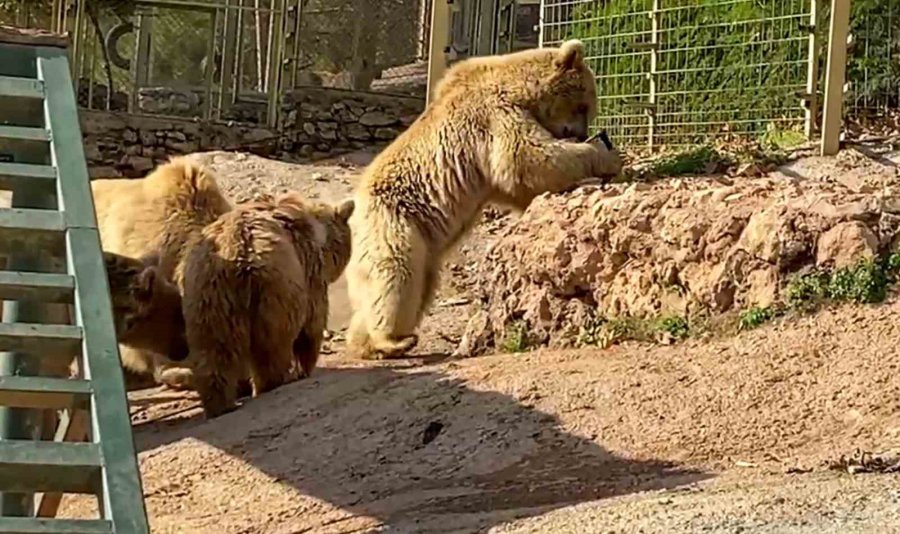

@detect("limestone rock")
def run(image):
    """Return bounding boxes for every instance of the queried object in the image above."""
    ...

[458,175,900,357]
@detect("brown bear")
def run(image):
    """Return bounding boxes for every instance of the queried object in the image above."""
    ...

[40,252,189,442]
[90,156,231,387]
[102,251,189,364]
[181,192,353,417]
[345,39,623,360]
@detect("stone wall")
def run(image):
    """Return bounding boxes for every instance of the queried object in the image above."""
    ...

[279,87,423,158]
[81,87,424,178]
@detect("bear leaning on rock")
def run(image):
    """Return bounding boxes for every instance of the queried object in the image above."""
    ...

[345,38,623,361]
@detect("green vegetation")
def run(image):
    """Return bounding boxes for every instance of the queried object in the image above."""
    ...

[646,146,725,176]
[567,0,812,146]
[841,0,900,108]
[786,253,900,309]
[738,306,778,331]
[785,271,830,311]
[577,313,691,348]
[655,315,690,340]
[740,252,900,331]
[577,314,608,348]
[501,320,532,354]
[759,129,807,152]
[565,0,898,148]
[572,254,900,344]
[826,259,888,304]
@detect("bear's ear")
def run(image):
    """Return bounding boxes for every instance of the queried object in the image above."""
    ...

[276,191,306,207]
[337,199,355,221]
[135,266,157,303]
[139,251,161,268]
[555,39,585,71]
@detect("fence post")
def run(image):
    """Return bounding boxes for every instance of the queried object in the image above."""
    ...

[70,0,84,93]
[426,0,451,105]
[215,1,238,120]
[804,0,820,138]
[648,0,660,152]
[265,0,287,128]
[538,0,545,48]
[130,9,152,114]
[821,0,851,155]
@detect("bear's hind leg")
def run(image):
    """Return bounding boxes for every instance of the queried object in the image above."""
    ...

[355,254,423,359]
[193,356,241,418]
[186,318,248,418]
[248,311,298,397]
[294,311,325,378]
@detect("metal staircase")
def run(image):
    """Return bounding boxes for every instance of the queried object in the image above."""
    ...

[0,27,150,533]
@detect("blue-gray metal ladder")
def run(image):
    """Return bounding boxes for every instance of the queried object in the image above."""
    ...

[0,28,150,534]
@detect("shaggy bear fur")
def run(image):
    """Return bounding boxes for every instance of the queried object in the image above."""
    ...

[346,39,623,360]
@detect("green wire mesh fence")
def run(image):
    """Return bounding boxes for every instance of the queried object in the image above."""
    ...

[541,0,814,151]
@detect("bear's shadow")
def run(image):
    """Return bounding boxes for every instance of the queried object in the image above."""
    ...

[135,364,711,531]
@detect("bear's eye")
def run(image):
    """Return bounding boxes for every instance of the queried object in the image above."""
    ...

[576,104,589,115]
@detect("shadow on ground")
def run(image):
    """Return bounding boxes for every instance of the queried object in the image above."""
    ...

[132,364,711,531]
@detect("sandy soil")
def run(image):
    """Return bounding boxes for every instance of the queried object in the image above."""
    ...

[54,149,900,533]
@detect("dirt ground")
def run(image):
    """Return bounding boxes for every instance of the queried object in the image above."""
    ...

[57,149,900,533]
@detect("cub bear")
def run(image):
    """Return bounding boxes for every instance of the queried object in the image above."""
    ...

[28,252,189,382]
[182,192,353,418]
[345,39,622,360]
[40,252,189,441]
[103,251,189,363]
[91,156,231,386]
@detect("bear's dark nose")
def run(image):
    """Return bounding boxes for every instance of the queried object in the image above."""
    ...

[597,130,613,150]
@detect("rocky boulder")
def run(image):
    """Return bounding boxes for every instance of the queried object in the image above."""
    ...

[456,175,900,356]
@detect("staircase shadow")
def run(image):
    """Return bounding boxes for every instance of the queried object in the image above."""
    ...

[132,363,712,531]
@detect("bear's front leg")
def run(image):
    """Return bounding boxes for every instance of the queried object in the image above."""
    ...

[490,120,623,209]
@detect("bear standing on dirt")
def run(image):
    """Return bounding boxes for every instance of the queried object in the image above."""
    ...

[182,192,353,418]
[91,157,232,388]
[345,39,623,360]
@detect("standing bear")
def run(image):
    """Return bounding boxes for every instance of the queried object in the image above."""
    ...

[345,39,623,360]
[182,192,353,417]
[91,156,232,388]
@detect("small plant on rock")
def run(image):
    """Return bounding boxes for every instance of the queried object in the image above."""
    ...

[648,146,727,177]
[655,315,690,340]
[739,306,777,331]
[827,259,888,304]
[785,271,829,311]
[884,252,900,280]
[577,314,609,348]
[501,320,531,354]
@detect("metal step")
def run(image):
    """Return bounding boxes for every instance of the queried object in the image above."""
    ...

[0,271,74,303]
[0,37,151,533]
[0,441,101,493]
[0,376,91,409]
[0,322,82,357]
[0,208,65,251]
[0,75,45,99]
[0,162,57,193]
[0,518,111,534]
[0,125,50,142]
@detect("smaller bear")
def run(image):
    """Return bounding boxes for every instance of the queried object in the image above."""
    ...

[103,251,189,363]
[91,156,232,387]
[41,252,189,441]
[181,192,353,418]
[43,251,189,381]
